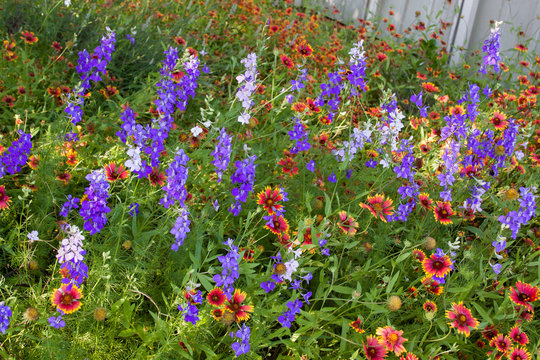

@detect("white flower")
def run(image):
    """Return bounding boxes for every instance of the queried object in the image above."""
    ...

[190,125,203,137]
[64,0,71,6]
[27,231,39,243]
[238,112,250,125]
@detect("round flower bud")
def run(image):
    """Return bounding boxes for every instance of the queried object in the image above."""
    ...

[388,295,402,311]
[28,259,39,271]
[424,236,436,251]
[94,307,107,321]
[23,307,39,322]
[505,188,519,201]
[122,240,132,250]
[220,310,235,326]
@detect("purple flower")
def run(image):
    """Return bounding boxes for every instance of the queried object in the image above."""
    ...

[278,299,303,328]
[0,302,12,334]
[178,291,203,325]
[127,34,135,45]
[288,117,311,154]
[213,239,240,299]
[230,324,251,356]
[261,281,276,293]
[161,149,189,209]
[0,130,32,179]
[229,155,257,216]
[170,208,191,251]
[306,159,315,172]
[327,172,337,183]
[211,128,232,182]
[79,170,111,235]
[59,194,80,217]
[129,202,139,217]
[479,22,501,75]
[48,315,65,329]
[498,187,537,239]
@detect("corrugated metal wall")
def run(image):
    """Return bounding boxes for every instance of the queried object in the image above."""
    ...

[298,0,540,62]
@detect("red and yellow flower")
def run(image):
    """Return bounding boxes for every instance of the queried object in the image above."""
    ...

[349,317,365,334]
[433,201,454,225]
[376,326,407,356]
[509,281,539,311]
[363,335,387,360]
[257,186,283,215]
[51,284,83,314]
[104,163,128,182]
[207,287,226,307]
[224,289,253,322]
[509,325,529,345]
[337,211,358,235]
[21,30,38,44]
[508,346,530,360]
[418,193,433,210]
[422,253,453,278]
[423,300,437,313]
[446,301,479,337]
[359,194,394,222]
[0,186,11,210]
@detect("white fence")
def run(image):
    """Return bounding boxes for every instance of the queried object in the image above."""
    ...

[297,0,540,62]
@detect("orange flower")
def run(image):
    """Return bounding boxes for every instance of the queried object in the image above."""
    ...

[280,54,294,70]
[376,326,407,356]
[349,317,365,334]
[21,31,38,44]
[359,194,394,222]
[421,82,440,93]
[433,201,454,225]
[256,186,283,215]
[446,301,478,337]
[224,289,253,322]
[51,284,83,314]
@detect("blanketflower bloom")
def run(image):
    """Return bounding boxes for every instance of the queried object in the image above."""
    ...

[399,354,419,360]
[363,335,387,360]
[411,249,426,262]
[51,284,83,314]
[0,186,11,210]
[257,186,284,215]
[489,334,511,353]
[104,162,128,182]
[207,287,227,307]
[423,300,437,313]
[349,317,365,334]
[376,326,407,356]
[508,346,531,360]
[360,194,394,222]
[224,289,253,322]
[422,253,453,278]
[508,281,539,311]
[433,201,454,225]
[337,211,358,235]
[509,325,529,345]
[446,301,479,337]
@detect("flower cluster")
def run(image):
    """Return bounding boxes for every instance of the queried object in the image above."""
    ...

[236,53,258,124]
[79,170,111,235]
[160,149,189,209]
[178,290,203,325]
[288,117,311,154]
[498,187,537,239]
[0,130,32,179]
[390,139,418,222]
[211,128,232,182]
[66,29,116,125]
[59,194,80,217]
[57,223,88,286]
[479,21,502,75]
[278,299,302,328]
[230,324,251,356]
[0,302,12,334]
[213,238,240,300]
[229,155,257,216]
[347,40,367,95]
[170,207,191,251]
[332,126,372,163]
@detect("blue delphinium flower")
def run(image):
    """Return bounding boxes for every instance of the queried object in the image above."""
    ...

[161,149,189,209]
[59,194,80,217]
[229,155,257,216]
[479,21,501,75]
[213,238,240,300]
[278,299,302,328]
[57,224,88,286]
[79,170,111,235]
[236,53,258,125]
[230,324,251,356]
[0,302,12,334]
[48,315,65,329]
[211,128,232,182]
[170,208,191,252]
[0,130,32,179]
[178,290,203,325]
[288,117,311,154]
[128,202,139,217]
[498,187,537,239]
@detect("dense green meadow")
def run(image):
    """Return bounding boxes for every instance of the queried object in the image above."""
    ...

[0,0,538,358]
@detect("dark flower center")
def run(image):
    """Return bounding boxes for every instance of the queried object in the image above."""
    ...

[517,293,530,302]
[61,294,74,305]
[433,260,443,270]
[457,314,467,325]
